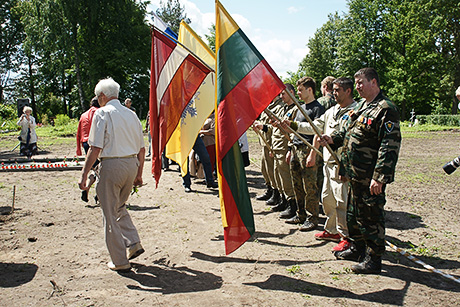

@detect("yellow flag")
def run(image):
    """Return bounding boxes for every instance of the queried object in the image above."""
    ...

[165,21,216,176]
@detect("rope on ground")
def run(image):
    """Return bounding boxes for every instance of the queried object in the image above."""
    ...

[386,240,460,285]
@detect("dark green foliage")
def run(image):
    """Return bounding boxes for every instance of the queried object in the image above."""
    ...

[293,0,460,119]
[7,0,151,120]
[416,115,460,126]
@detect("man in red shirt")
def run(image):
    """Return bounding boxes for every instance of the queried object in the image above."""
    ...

[76,97,100,202]
[76,97,100,156]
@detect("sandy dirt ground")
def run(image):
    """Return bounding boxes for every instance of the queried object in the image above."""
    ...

[0,130,460,306]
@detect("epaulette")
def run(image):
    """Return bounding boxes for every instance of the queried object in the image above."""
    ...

[378,96,398,111]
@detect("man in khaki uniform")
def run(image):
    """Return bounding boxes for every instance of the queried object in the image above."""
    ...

[255,98,283,204]
[268,84,298,216]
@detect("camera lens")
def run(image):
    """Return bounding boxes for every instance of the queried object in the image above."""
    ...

[443,155,460,175]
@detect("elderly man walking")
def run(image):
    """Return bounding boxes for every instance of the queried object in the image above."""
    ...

[79,78,145,272]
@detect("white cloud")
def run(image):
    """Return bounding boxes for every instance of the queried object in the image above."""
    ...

[145,0,305,77]
[287,6,304,14]
[287,6,298,14]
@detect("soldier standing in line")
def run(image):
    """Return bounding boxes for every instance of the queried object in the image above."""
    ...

[267,84,298,216]
[284,77,357,252]
[285,77,325,232]
[317,76,336,111]
[321,68,401,274]
[254,97,283,205]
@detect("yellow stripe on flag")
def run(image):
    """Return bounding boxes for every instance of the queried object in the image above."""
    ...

[215,1,239,51]
[165,22,216,176]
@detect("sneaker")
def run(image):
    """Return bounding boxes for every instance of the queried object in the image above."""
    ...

[314,231,340,242]
[332,239,351,252]
[184,187,192,193]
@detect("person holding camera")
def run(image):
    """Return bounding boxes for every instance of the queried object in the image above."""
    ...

[17,106,38,158]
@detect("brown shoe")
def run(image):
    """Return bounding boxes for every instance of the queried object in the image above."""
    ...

[128,242,145,260]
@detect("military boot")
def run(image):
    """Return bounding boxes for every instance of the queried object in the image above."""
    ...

[256,186,273,201]
[334,244,366,262]
[279,198,297,219]
[285,207,307,224]
[271,194,288,212]
[351,254,382,274]
[266,189,280,206]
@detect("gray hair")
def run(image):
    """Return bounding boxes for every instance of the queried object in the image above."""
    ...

[94,77,120,99]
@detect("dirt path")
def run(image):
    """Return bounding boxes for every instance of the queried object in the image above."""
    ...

[0,131,459,306]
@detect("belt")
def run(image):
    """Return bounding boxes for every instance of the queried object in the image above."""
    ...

[100,154,137,161]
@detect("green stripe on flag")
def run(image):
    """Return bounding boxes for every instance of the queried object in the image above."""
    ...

[217,29,264,104]
[221,142,255,234]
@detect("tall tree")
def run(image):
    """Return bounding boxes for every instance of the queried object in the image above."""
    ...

[205,24,216,52]
[155,0,191,34]
[0,0,25,105]
[16,0,151,119]
[298,13,343,92]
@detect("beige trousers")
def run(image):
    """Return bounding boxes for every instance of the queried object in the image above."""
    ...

[96,157,140,266]
[273,149,294,200]
[322,163,349,237]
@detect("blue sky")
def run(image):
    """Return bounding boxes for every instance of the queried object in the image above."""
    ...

[147,0,349,78]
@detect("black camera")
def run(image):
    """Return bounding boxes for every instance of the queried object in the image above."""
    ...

[443,156,460,175]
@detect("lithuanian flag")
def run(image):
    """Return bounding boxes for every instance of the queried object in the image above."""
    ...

[215,0,285,254]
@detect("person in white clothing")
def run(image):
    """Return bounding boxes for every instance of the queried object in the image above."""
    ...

[78,78,145,272]
[17,106,38,158]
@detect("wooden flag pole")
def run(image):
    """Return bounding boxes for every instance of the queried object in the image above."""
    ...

[285,89,340,165]
[252,125,276,157]
[264,109,323,158]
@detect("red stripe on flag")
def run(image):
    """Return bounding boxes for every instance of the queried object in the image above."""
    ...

[218,160,252,254]
[161,54,211,151]
[150,29,211,186]
[217,59,284,156]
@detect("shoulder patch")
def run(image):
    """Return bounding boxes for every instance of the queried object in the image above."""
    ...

[385,121,395,133]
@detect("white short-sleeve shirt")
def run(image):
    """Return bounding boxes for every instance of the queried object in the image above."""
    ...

[88,99,145,158]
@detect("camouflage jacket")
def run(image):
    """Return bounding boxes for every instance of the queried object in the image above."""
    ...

[317,93,336,111]
[331,91,401,184]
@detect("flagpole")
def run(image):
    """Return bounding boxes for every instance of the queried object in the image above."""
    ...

[251,125,275,157]
[264,109,323,158]
[151,26,215,73]
[285,89,340,165]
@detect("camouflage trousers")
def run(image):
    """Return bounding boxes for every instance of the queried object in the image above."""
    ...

[348,180,386,256]
[290,145,319,222]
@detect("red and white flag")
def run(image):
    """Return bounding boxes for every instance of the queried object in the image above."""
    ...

[149,28,211,186]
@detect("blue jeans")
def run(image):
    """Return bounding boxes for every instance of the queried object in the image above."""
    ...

[183,137,214,188]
